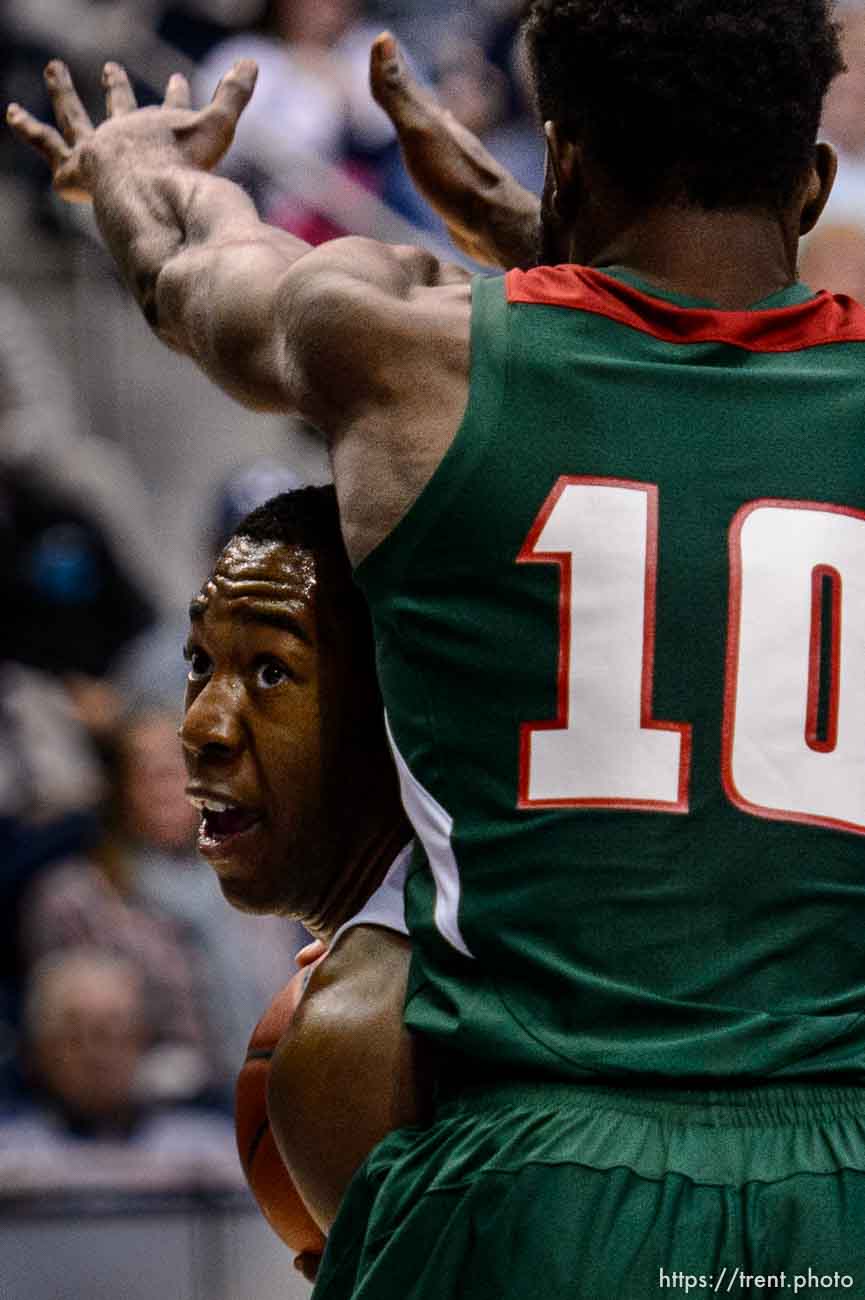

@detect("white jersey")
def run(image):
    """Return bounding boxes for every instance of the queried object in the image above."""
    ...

[329,845,411,951]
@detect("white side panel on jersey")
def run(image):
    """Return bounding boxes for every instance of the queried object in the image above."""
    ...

[384,713,473,958]
[329,843,411,950]
[525,482,685,804]
[730,504,865,831]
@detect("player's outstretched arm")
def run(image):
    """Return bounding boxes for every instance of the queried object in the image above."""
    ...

[370,33,540,271]
[7,60,470,417]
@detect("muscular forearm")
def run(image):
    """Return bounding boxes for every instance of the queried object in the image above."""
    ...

[93,165,311,408]
[94,161,470,414]
[9,55,473,429]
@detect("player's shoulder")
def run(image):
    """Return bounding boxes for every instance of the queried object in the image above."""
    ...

[268,927,412,1121]
[297,925,411,1029]
[281,239,471,430]
[267,929,415,1137]
[281,238,471,327]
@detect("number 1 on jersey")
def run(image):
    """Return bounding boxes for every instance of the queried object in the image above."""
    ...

[517,478,691,811]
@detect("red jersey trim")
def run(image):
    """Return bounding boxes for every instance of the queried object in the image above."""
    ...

[506,265,865,354]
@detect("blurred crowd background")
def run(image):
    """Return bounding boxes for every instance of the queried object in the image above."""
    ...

[0,0,863,1226]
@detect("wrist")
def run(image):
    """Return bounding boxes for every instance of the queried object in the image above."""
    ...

[480,182,539,270]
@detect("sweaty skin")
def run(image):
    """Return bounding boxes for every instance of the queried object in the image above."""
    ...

[181,535,408,932]
[271,925,433,1236]
[181,530,421,1259]
[4,28,843,1289]
[367,36,540,271]
[5,41,836,565]
[183,539,324,918]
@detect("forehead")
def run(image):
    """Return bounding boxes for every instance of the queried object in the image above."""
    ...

[190,537,319,634]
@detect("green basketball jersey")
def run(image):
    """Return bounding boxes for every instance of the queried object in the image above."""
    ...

[354,265,865,1082]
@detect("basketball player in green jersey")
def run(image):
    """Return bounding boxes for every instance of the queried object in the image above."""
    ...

[11,3,865,1293]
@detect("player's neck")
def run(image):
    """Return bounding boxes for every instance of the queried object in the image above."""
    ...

[308,821,409,944]
[584,206,799,310]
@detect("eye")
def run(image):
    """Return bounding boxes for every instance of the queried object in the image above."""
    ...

[184,645,212,683]
[254,656,291,690]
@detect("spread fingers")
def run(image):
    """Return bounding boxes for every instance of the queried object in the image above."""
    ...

[163,73,192,110]
[44,61,94,142]
[102,62,138,116]
[6,102,70,168]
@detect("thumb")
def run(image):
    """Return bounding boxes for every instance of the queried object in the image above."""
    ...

[211,58,258,118]
[201,58,258,137]
[189,58,258,168]
[369,31,412,112]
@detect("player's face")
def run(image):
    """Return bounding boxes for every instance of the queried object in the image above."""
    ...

[180,537,332,915]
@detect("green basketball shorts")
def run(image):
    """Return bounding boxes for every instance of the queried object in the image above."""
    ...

[312,1079,865,1300]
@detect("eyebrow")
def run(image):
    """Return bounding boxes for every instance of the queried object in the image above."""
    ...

[187,595,313,644]
[238,606,312,643]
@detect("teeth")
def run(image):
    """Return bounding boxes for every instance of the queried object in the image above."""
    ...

[190,797,235,813]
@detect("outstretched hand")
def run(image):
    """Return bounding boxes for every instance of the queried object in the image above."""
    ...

[6,58,258,203]
[369,32,539,270]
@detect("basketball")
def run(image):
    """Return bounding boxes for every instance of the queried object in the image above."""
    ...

[235,970,326,1257]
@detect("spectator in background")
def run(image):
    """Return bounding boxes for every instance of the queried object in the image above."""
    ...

[194,0,395,239]
[20,777,213,1108]
[800,222,865,300]
[5,0,266,113]
[20,696,304,1108]
[478,2,545,194]
[0,948,241,1191]
[3,465,155,684]
[432,33,509,147]
[820,2,865,225]
[1,0,264,213]
[803,5,865,307]
[0,283,167,1101]
[0,282,172,636]
[159,1,271,63]
[0,653,107,1110]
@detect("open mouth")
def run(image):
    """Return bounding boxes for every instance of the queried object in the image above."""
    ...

[187,794,263,852]
[200,806,262,842]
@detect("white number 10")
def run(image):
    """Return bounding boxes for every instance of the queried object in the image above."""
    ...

[518,478,865,837]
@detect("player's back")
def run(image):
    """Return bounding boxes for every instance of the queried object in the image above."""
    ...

[355,265,865,1082]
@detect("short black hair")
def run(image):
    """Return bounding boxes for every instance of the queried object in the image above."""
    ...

[523,0,845,211]
[230,483,370,658]
[234,484,345,565]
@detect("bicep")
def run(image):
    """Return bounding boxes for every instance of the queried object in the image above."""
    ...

[266,932,424,1231]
